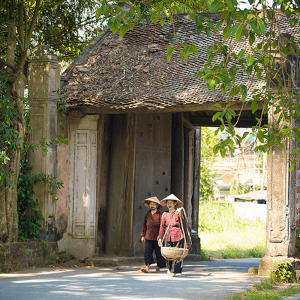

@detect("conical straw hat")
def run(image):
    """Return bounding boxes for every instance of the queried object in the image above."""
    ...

[141,196,160,208]
[160,194,183,208]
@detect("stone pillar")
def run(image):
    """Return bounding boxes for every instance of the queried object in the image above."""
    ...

[258,107,298,275]
[191,128,201,255]
[28,45,60,241]
[171,113,184,201]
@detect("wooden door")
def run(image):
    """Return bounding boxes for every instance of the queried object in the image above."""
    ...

[133,113,172,255]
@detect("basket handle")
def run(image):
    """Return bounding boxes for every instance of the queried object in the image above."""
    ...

[181,207,192,251]
[178,210,187,250]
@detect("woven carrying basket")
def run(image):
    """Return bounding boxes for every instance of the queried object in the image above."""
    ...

[161,246,189,261]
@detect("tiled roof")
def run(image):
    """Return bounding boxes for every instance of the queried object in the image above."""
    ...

[62,13,300,111]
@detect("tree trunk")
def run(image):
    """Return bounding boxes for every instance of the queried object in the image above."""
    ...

[0,184,8,240]
[0,0,27,242]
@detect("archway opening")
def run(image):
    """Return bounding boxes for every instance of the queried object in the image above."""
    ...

[199,126,266,260]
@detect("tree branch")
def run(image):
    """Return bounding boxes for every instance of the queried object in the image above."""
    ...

[25,0,42,48]
[5,27,24,52]
[17,2,25,50]
[0,58,15,70]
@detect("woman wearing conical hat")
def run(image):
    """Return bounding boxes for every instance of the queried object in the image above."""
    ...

[158,194,184,277]
[140,196,166,273]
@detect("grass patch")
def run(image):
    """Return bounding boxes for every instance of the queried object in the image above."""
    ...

[199,202,265,259]
[229,278,300,299]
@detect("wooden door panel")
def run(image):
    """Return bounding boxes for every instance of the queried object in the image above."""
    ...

[133,113,171,255]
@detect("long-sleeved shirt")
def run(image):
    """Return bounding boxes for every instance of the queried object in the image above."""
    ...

[141,210,162,241]
[158,212,184,242]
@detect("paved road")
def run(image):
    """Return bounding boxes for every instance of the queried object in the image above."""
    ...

[0,258,265,300]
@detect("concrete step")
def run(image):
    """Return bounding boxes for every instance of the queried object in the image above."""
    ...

[86,254,203,268]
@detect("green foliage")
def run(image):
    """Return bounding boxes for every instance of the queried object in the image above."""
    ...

[17,160,42,241]
[0,0,103,62]
[229,278,300,300]
[18,158,64,241]
[199,202,265,259]
[0,77,20,181]
[34,0,103,61]
[296,229,300,248]
[19,245,30,255]
[230,178,252,195]
[271,262,297,283]
[200,128,217,202]
[60,249,71,263]
[199,202,248,233]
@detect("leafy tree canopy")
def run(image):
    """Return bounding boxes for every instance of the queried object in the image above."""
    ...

[0,0,103,66]
[96,0,300,170]
[0,0,103,242]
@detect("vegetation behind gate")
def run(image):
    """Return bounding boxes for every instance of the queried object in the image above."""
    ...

[199,202,265,259]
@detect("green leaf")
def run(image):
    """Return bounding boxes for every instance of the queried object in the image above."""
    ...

[249,31,255,45]
[250,22,260,35]
[251,99,258,113]
[223,25,230,39]
[160,18,165,27]
[229,66,237,81]
[102,5,109,15]
[189,12,197,19]
[136,7,141,16]
[196,16,202,26]
[207,78,217,91]
[213,103,222,108]
[267,10,273,21]
[195,16,203,34]
[225,0,234,11]
[247,13,255,21]
[205,27,211,36]
[221,84,226,94]
[290,17,298,28]
[229,23,243,36]
[96,8,101,19]
[257,17,265,33]
[246,54,255,66]
[191,45,198,55]
[120,25,127,37]
[226,112,232,122]
[289,163,295,171]
[111,22,118,34]
[212,112,221,122]
[237,49,245,60]
[210,1,221,13]
[228,122,234,131]
[167,46,174,61]
[220,148,226,157]
[107,17,115,26]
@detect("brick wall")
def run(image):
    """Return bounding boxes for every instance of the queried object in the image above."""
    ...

[0,241,57,272]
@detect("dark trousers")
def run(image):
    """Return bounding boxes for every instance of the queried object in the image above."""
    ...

[166,239,184,274]
[144,239,166,268]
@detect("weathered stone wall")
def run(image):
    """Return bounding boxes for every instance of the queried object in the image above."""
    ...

[0,242,57,272]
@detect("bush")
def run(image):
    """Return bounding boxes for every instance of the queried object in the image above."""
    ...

[271,262,297,283]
